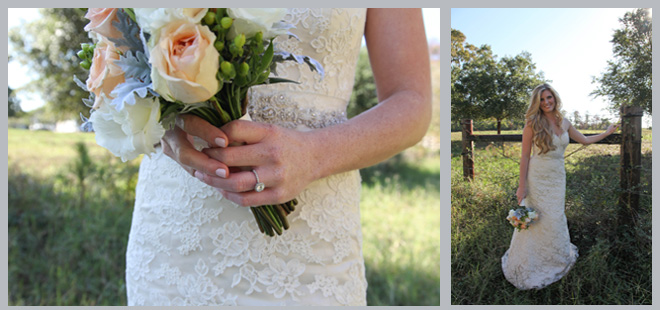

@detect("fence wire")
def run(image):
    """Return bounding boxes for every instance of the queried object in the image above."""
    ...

[469,140,652,198]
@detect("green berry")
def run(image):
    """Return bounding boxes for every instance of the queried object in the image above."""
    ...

[214,41,224,52]
[234,34,246,48]
[221,61,234,76]
[80,59,91,70]
[238,62,249,76]
[203,11,216,25]
[220,17,233,29]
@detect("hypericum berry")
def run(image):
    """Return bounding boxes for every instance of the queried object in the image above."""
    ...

[221,61,236,78]
[203,11,216,25]
[238,62,249,76]
[214,41,224,52]
[220,17,233,29]
[80,59,91,70]
[234,34,246,49]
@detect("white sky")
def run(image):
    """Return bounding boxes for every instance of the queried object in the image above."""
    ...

[452,8,650,125]
[7,8,440,112]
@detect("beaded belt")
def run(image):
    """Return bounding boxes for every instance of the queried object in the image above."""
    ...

[247,92,349,130]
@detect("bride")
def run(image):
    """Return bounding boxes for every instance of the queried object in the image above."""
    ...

[502,83,618,290]
[125,8,431,305]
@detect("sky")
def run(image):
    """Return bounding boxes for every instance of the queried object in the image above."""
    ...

[7,8,440,112]
[452,8,649,124]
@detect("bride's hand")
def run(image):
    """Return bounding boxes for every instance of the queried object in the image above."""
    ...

[516,186,526,205]
[160,114,230,179]
[196,119,319,207]
[605,123,620,135]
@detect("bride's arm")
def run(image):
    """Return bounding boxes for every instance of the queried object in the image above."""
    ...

[567,119,619,145]
[516,123,533,205]
[198,8,432,206]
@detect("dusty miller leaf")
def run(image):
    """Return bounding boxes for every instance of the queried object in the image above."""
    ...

[272,51,325,79]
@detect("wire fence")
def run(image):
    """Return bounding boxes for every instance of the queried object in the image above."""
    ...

[468,138,652,198]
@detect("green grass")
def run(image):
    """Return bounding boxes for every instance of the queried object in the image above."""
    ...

[451,129,651,305]
[8,128,440,306]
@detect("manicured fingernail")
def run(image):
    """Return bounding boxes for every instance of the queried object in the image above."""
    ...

[215,137,226,147]
[194,170,204,181]
[215,169,226,178]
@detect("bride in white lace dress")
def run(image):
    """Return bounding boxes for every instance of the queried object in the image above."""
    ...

[502,84,618,290]
[125,8,431,305]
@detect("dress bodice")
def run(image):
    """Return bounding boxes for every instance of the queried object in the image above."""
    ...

[532,125,569,160]
[247,8,367,130]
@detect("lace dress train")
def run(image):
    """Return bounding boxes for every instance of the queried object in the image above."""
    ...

[502,123,579,290]
[125,8,369,306]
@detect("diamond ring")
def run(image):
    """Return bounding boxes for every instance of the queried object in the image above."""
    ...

[252,169,265,192]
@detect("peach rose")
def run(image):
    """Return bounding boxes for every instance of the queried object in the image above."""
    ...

[84,8,122,39]
[149,20,219,104]
[86,37,125,109]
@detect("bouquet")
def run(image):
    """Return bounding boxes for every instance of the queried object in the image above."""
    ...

[506,201,539,231]
[75,8,324,237]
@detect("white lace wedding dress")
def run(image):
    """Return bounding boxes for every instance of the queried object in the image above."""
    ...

[501,121,579,290]
[125,8,368,306]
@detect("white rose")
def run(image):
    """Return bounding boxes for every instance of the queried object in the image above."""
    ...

[528,211,537,219]
[227,8,288,39]
[135,8,208,40]
[90,95,165,162]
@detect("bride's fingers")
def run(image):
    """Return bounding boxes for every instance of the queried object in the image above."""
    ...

[218,188,287,207]
[221,119,272,145]
[196,169,277,193]
[176,114,228,148]
[202,144,271,167]
[162,127,229,179]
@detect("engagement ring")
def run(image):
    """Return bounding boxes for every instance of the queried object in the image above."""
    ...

[252,169,265,192]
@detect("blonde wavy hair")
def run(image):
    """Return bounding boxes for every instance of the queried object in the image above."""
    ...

[525,83,564,155]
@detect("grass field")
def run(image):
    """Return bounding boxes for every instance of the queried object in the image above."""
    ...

[8,128,440,306]
[450,129,651,305]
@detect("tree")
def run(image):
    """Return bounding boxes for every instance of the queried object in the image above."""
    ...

[451,29,489,123]
[571,110,581,127]
[591,8,652,115]
[451,29,546,132]
[486,52,546,134]
[9,8,90,120]
[347,47,378,118]
[8,86,22,118]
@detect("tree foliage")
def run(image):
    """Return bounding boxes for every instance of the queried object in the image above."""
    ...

[347,47,378,118]
[451,29,546,132]
[9,8,90,120]
[451,29,484,122]
[591,8,652,115]
[486,52,547,133]
[8,86,23,118]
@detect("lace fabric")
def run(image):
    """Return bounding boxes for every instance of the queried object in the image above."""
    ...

[502,121,579,290]
[126,8,369,306]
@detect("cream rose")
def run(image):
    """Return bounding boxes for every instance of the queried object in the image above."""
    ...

[86,37,125,109]
[90,94,165,162]
[227,8,288,39]
[84,8,122,39]
[135,8,208,39]
[150,20,219,104]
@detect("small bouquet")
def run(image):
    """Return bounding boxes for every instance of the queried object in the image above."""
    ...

[75,8,324,237]
[506,200,539,231]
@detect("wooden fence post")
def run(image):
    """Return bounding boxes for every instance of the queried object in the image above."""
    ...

[619,106,643,224]
[461,119,474,180]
